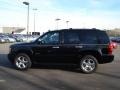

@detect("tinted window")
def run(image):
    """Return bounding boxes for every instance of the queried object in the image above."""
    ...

[40,32,59,44]
[79,30,98,44]
[98,31,110,44]
[64,32,80,44]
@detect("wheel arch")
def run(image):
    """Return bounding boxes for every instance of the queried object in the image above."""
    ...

[15,49,33,61]
[79,50,102,64]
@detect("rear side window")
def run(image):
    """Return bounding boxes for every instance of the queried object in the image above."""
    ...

[63,30,109,44]
[79,30,98,44]
[80,35,98,44]
[64,32,80,44]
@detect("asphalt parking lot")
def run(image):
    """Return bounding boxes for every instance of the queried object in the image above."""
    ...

[0,43,120,90]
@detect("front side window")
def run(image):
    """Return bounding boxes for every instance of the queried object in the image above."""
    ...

[39,32,59,44]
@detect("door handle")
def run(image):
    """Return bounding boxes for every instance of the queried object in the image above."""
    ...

[75,46,83,48]
[52,46,59,48]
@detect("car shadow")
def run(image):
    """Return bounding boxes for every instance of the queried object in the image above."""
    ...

[0,54,14,68]
[31,63,82,73]
[1,53,120,78]
[0,53,82,73]
[32,63,120,78]
[95,72,120,79]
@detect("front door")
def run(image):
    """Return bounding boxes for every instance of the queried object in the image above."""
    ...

[32,32,61,63]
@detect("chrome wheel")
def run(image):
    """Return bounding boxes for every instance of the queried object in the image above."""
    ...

[14,53,31,70]
[82,58,95,72]
[80,55,97,73]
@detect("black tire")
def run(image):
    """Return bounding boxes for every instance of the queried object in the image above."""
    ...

[80,55,98,74]
[14,53,32,70]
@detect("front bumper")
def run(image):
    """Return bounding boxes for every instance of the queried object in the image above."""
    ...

[8,53,16,64]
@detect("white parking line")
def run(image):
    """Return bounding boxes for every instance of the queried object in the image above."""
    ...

[0,80,6,82]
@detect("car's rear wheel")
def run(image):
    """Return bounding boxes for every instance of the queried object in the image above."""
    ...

[14,53,31,70]
[80,55,98,74]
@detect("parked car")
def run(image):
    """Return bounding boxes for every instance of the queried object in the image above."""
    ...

[0,37,5,43]
[6,35,16,43]
[9,34,23,42]
[0,35,8,42]
[0,35,16,43]
[8,28,115,73]
[111,37,120,43]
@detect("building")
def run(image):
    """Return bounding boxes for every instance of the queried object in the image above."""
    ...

[0,27,25,34]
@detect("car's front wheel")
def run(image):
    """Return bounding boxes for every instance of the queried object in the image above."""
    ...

[80,55,98,74]
[14,53,32,70]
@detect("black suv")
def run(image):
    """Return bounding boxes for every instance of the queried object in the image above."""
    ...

[8,29,114,73]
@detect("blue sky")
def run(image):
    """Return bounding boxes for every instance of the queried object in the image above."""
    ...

[0,0,120,33]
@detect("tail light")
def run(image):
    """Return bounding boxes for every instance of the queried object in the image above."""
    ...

[108,42,117,54]
[111,42,117,49]
[108,43,113,54]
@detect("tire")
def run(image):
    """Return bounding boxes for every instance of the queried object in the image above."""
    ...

[14,53,32,70]
[80,55,98,74]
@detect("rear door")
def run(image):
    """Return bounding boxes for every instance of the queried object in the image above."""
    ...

[60,31,82,63]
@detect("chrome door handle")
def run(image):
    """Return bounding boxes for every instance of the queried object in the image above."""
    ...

[75,46,83,48]
[52,46,59,48]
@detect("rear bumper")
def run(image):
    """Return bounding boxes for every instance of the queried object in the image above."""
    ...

[99,54,114,64]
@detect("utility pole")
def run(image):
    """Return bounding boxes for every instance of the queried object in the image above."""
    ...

[23,2,30,35]
[33,8,37,33]
[66,21,69,29]
[55,18,61,30]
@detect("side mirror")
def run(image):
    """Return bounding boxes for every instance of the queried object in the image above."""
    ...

[37,39,45,44]
[37,39,42,44]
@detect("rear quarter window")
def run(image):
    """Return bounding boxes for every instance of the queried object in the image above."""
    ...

[97,31,110,44]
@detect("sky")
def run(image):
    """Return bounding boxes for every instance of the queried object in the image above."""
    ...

[0,0,120,33]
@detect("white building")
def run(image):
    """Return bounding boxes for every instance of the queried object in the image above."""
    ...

[0,27,25,34]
